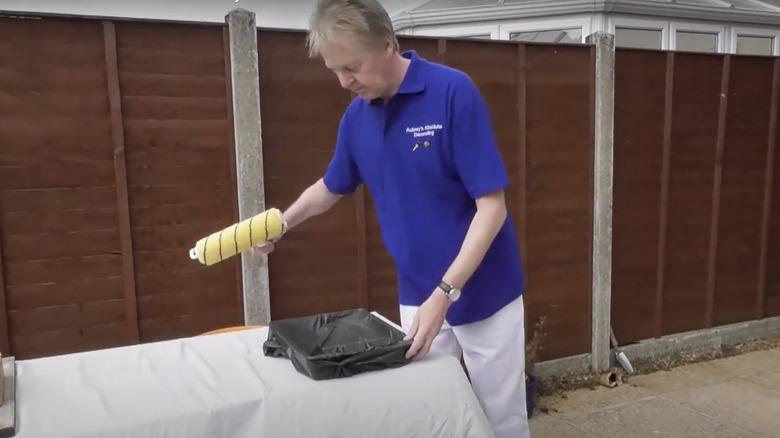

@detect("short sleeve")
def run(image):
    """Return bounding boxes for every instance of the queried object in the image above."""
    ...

[450,77,509,199]
[322,113,362,195]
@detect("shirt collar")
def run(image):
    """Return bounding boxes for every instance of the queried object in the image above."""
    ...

[396,50,426,95]
[370,50,426,105]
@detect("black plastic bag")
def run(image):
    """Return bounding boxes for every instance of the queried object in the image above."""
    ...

[262,308,413,380]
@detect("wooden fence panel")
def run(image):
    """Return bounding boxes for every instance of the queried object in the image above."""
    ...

[522,44,594,359]
[714,55,775,326]
[0,15,241,359]
[613,49,780,341]
[664,53,723,335]
[766,63,780,317]
[612,49,667,344]
[115,21,243,342]
[257,31,365,319]
[0,17,129,358]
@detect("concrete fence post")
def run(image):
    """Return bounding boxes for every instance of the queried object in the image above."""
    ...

[225,8,270,325]
[587,31,615,372]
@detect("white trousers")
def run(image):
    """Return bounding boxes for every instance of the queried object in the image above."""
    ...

[399,295,531,438]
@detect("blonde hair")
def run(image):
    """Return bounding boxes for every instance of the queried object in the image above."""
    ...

[307,0,399,58]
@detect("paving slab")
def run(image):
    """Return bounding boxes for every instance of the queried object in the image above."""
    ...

[625,348,780,396]
[570,397,756,438]
[628,360,736,395]
[528,414,596,438]
[706,349,780,378]
[746,368,780,392]
[662,378,780,438]
[530,347,780,437]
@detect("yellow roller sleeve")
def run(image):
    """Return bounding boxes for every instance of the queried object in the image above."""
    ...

[189,208,287,266]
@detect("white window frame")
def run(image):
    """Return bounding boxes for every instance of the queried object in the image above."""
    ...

[590,13,609,35]
[498,15,592,43]
[728,25,780,56]
[607,16,670,50]
[738,0,780,13]
[670,21,726,53]
[409,23,500,40]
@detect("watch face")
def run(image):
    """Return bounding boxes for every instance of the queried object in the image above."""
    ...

[449,288,461,302]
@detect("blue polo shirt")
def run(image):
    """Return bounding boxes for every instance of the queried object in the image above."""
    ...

[322,51,524,326]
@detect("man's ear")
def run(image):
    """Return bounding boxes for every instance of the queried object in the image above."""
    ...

[384,38,395,58]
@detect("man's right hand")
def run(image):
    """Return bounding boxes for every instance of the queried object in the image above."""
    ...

[249,178,342,258]
[250,237,280,257]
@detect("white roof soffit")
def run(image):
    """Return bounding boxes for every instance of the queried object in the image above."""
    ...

[391,0,780,30]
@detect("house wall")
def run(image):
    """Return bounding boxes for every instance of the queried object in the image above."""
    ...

[407,12,780,56]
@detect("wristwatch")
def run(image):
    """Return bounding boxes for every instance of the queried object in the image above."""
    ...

[438,281,461,303]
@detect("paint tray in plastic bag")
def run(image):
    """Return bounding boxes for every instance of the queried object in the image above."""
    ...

[262,308,412,380]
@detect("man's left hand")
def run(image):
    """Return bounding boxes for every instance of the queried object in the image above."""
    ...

[404,289,451,360]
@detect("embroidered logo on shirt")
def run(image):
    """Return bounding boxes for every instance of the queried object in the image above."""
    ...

[412,141,431,152]
[406,124,443,138]
[406,124,443,151]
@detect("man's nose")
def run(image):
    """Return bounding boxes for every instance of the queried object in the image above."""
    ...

[337,72,353,89]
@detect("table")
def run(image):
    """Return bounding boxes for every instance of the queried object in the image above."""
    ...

[13,326,495,437]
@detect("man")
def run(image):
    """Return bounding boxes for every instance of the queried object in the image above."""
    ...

[253,1,530,437]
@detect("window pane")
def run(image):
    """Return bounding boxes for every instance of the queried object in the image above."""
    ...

[676,31,717,52]
[465,34,492,40]
[737,35,774,55]
[510,28,582,44]
[615,28,662,50]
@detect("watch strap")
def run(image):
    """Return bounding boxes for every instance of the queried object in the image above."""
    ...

[438,281,453,294]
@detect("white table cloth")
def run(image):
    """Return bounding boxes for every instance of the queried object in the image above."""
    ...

[13,326,494,438]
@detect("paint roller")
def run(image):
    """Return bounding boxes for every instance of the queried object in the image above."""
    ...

[189,208,287,266]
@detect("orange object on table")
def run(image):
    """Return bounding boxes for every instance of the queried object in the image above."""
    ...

[199,325,264,336]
